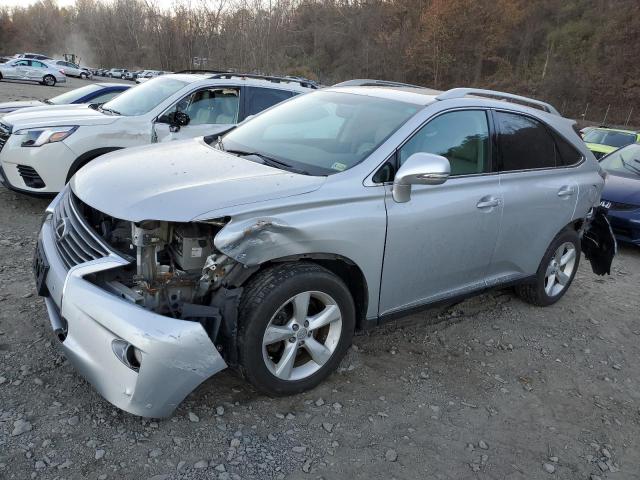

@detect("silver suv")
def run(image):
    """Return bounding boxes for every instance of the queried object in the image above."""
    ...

[34,82,613,417]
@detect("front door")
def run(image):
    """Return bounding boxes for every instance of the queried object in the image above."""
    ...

[380,109,502,316]
[153,87,241,142]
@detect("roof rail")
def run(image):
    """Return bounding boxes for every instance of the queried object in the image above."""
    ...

[436,88,561,116]
[333,79,426,89]
[209,73,318,89]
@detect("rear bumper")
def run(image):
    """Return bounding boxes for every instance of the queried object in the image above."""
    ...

[38,208,227,417]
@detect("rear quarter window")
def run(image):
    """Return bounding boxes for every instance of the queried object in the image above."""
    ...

[496,111,582,171]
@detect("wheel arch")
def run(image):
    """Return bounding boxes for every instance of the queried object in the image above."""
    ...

[238,253,369,331]
[66,147,124,183]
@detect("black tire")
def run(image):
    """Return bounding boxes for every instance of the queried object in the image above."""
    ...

[515,228,580,306]
[42,75,56,87]
[238,262,355,396]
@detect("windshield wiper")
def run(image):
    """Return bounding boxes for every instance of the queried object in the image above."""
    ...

[225,149,309,175]
[43,99,52,104]
[99,106,121,115]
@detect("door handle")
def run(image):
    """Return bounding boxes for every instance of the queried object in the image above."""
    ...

[557,185,576,197]
[476,196,500,209]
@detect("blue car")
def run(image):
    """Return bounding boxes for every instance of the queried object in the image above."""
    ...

[599,143,640,245]
[0,83,130,115]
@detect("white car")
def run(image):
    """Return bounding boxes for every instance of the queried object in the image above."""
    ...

[0,74,315,194]
[0,59,66,86]
[51,60,91,79]
[108,68,129,79]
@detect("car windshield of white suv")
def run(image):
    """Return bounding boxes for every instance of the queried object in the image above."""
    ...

[219,91,421,175]
[100,77,188,116]
[46,84,104,105]
[600,144,640,176]
[583,129,636,148]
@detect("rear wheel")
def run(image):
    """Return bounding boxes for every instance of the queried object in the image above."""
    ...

[515,228,580,306]
[238,263,355,396]
[42,75,56,87]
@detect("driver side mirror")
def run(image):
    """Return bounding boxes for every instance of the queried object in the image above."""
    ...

[392,152,450,203]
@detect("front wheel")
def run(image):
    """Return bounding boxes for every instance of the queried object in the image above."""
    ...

[42,75,56,87]
[238,263,355,396]
[515,228,580,306]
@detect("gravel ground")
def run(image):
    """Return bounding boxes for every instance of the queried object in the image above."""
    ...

[1,79,640,480]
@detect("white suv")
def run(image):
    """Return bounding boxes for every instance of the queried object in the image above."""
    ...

[0,74,316,194]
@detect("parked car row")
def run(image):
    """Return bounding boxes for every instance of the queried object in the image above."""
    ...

[87,68,171,82]
[0,52,95,86]
[0,74,615,417]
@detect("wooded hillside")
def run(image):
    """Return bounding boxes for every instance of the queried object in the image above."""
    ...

[1,0,638,125]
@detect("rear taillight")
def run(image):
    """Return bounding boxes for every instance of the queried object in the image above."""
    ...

[59,69,65,75]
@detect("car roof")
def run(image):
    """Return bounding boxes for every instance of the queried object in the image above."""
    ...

[593,127,638,135]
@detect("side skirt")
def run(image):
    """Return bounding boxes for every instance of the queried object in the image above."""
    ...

[362,275,536,330]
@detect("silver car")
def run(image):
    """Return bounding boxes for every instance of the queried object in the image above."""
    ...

[0,58,66,86]
[33,83,613,417]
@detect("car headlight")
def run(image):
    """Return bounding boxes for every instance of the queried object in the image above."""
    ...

[14,125,78,147]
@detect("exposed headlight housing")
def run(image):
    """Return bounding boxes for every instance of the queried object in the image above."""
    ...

[14,125,78,147]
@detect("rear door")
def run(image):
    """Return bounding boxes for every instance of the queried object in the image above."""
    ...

[28,61,48,81]
[487,110,580,282]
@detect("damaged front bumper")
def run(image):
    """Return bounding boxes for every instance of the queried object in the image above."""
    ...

[37,214,227,418]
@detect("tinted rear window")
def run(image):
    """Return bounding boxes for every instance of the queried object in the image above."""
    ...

[497,112,556,171]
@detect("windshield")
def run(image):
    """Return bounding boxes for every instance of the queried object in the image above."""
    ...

[48,84,104,105]
[583,129,637,148]
[600,144,640,176]
[101,77,188,116]
[220,91,421,175]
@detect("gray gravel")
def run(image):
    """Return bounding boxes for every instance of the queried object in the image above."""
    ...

[1,79,640,479]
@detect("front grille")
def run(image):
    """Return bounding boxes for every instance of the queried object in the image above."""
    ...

[17,165,45,188]
[601,199,639,211]
[52,191,110,269]
[0,122,10,153]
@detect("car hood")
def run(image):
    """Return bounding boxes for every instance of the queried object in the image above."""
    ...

[601,171,640,206]
[0,100,45,115]
[1,104,117,129]
[586,143,617,154]
[71,137,326,222]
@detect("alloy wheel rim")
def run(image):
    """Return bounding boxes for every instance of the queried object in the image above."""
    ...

[544,242,576,297]
[262,291,342,381]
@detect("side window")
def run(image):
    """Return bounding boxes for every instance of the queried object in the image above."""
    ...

[496,111,556,171]
[15,60,30,66]
[399,110,490,176]
[159,88,240,126]
[551,130,583,166]
[245,87,292,117]
[32,61,46,68]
